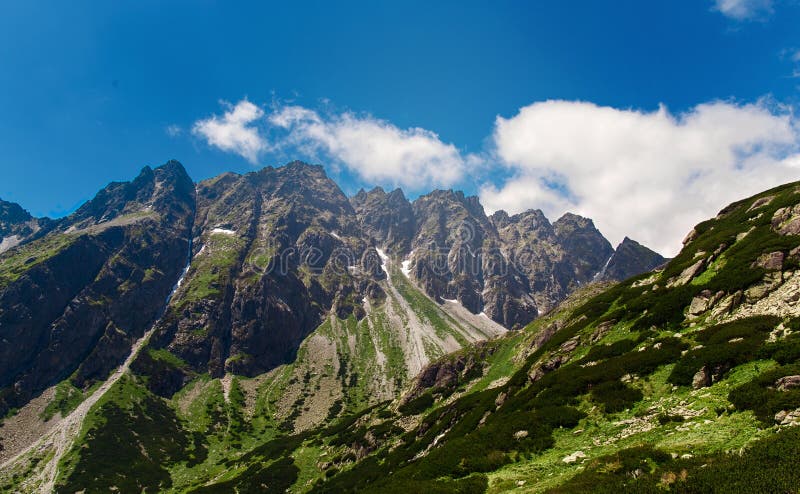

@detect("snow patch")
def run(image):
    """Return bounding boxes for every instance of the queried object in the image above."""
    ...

[330,231,342,240]
[400,250,414,278]
[212,227,236,235]
[194,245,206,258]
[593,254,614,281]
[479,311,489,319]
[375,248,389,276]
[443,298,459,304]
[168,245,193,301]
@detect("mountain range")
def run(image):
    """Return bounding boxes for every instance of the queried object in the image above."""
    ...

[5,160,799,492]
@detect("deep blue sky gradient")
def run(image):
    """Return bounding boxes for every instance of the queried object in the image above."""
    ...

[1,0,798,216]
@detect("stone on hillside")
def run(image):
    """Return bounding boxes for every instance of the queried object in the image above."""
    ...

[774,408,800,426]
[710,290,743,318]
[745,272,783,303]
[752,251,784,271]
[692,366,711,389]
[668,259,705,287]
[590,320,615,343]
[495,392,508,407]
[513,430,529,440]
[772,204,800,235]
[747,195,774,212]
[682,228,698,246]
[528,355,564,383]
[736,227,754,242]
[562,451,586,464]
[687,290,714,317]
[775,375,800,391]
[560,337,580,353]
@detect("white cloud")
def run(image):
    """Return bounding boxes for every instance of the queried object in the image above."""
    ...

[481,100,800,256]
[192,97,800,257]
[192,100,267,163]
[791,49,800,77]
[712,0,773,20]
[268,105,466,189]
[165,124,182,137]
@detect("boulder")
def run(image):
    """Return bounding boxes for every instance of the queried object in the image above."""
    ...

[687,289,723,317]
[771,205,800,235]
[692,366,711,389]
[560,337,580,353]
[752,251,784,271]
[746,195,774,212]
[562,451,586,464]
[745,272,783,303]
[774,408,800,426]
[590,320,616,343]
[682,228,698,246]
[668,259,705,288]
[775,375,800,391]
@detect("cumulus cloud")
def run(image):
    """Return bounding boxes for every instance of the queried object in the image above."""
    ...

[192,97,800,256]
[268,105,466,189]
[193,100,267,163]
[712,0,773,20]
[480,100,800,256]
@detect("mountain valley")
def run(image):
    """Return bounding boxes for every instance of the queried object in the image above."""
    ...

[3,160,798,493]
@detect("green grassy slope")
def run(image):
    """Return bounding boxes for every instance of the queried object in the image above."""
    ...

[306,181,800,493]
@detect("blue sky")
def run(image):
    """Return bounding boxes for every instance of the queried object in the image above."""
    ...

[1,0,799,254]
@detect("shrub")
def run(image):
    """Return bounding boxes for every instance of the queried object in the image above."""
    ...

[398,392,434,415]
[590,381,643,413]
[728,363,800,423]
[669,317,778,386]
[657,413,685,425]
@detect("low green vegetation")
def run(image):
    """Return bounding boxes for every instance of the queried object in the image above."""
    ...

[55,375,207,493]
[40,381,85,421]
[547,426,800,493]
[0,232,76,287]
[176,232,245,307]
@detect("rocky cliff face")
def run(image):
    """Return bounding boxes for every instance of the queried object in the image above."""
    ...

[0,160,195,414]
[597,236,667,282]
[350,187,657,329]
[350,186,415,255]
[404,190,537,328]
[0,160,664,415]
[142,161,385,390]
[0,199,53,254]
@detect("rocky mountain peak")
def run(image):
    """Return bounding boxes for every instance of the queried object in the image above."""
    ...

[278,160,329,181]
[0,199,49,254]
[351,184,414,253]
[0,199,33,225]
[489,209,511,228]
[65,160,194,229]
[504,209,552,233]
[413,189,486,221]
[597,236,668,282]
[553,212,598,233]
